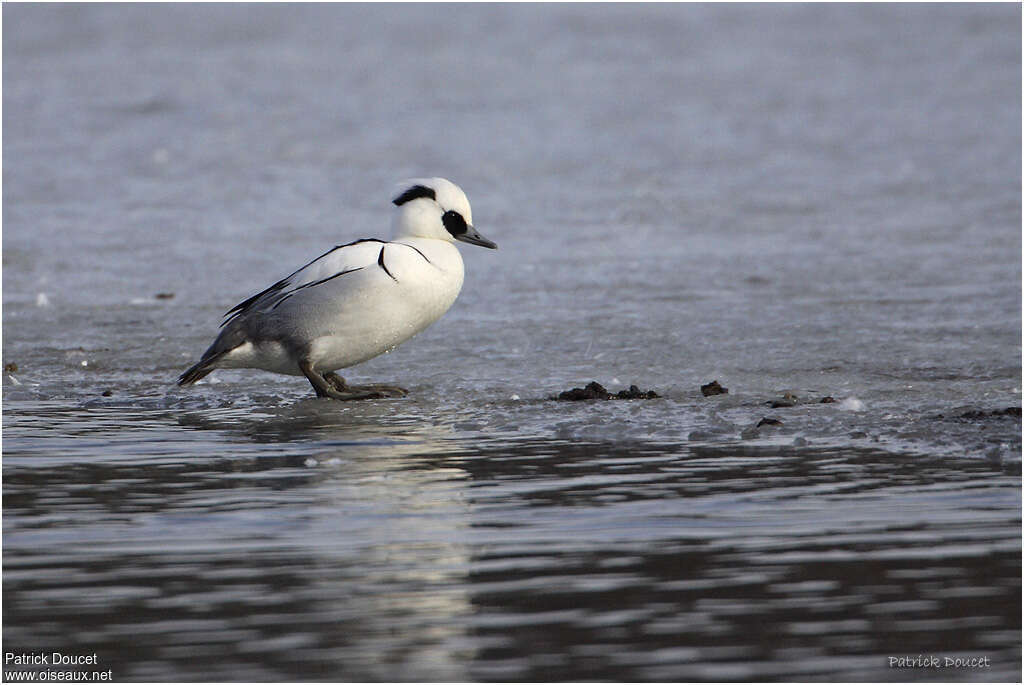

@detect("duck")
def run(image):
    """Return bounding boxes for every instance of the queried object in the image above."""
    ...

[178,177,497,400]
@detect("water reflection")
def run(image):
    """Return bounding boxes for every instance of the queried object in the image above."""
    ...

[7,404,481,680]
[4,406,1021,681]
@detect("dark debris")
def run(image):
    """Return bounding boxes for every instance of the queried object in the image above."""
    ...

[555,381,659,401]
[701,380,728,396]
[616,385,660,400]
[769,392,799,408]
[767,392,839,407]
[954,407,1022,420]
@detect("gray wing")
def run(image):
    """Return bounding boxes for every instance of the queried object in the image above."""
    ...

[221,238,385,327]
[179,238,387,383]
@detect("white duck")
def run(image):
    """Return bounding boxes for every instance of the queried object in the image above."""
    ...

[178,178,497,400]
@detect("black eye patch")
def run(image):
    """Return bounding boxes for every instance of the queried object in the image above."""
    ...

[442,210,467,236]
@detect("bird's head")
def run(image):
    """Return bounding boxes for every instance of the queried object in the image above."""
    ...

[391,177,497,249]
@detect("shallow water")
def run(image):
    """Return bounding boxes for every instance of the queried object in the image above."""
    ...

[3,4,1021,682]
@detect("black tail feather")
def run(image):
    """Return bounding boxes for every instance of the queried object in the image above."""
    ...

[178,360,215,386]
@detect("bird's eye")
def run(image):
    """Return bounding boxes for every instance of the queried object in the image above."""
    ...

[442,210,467,236]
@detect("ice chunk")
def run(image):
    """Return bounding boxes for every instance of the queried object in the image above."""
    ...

[838,397,865,412]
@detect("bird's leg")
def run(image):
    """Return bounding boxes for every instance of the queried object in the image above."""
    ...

[323,370,408,398]
[299,361,387,401]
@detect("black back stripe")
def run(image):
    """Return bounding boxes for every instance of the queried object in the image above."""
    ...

[398,242,433,265]
[313,238,384,266]
[269,293,294,311]
[393,184,436,206]
[272,266,368,309]
[377,246,398,282]
[340,238,386,248]
[288,239,384,284]
[294,266,365,292]
[223,278,289,320]
[222,238,386,322]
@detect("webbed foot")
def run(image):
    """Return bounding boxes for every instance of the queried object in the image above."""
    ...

[313,370,408,399]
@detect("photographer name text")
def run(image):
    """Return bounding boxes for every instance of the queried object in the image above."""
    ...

[6,654,98,667]
[889,655,991,669]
